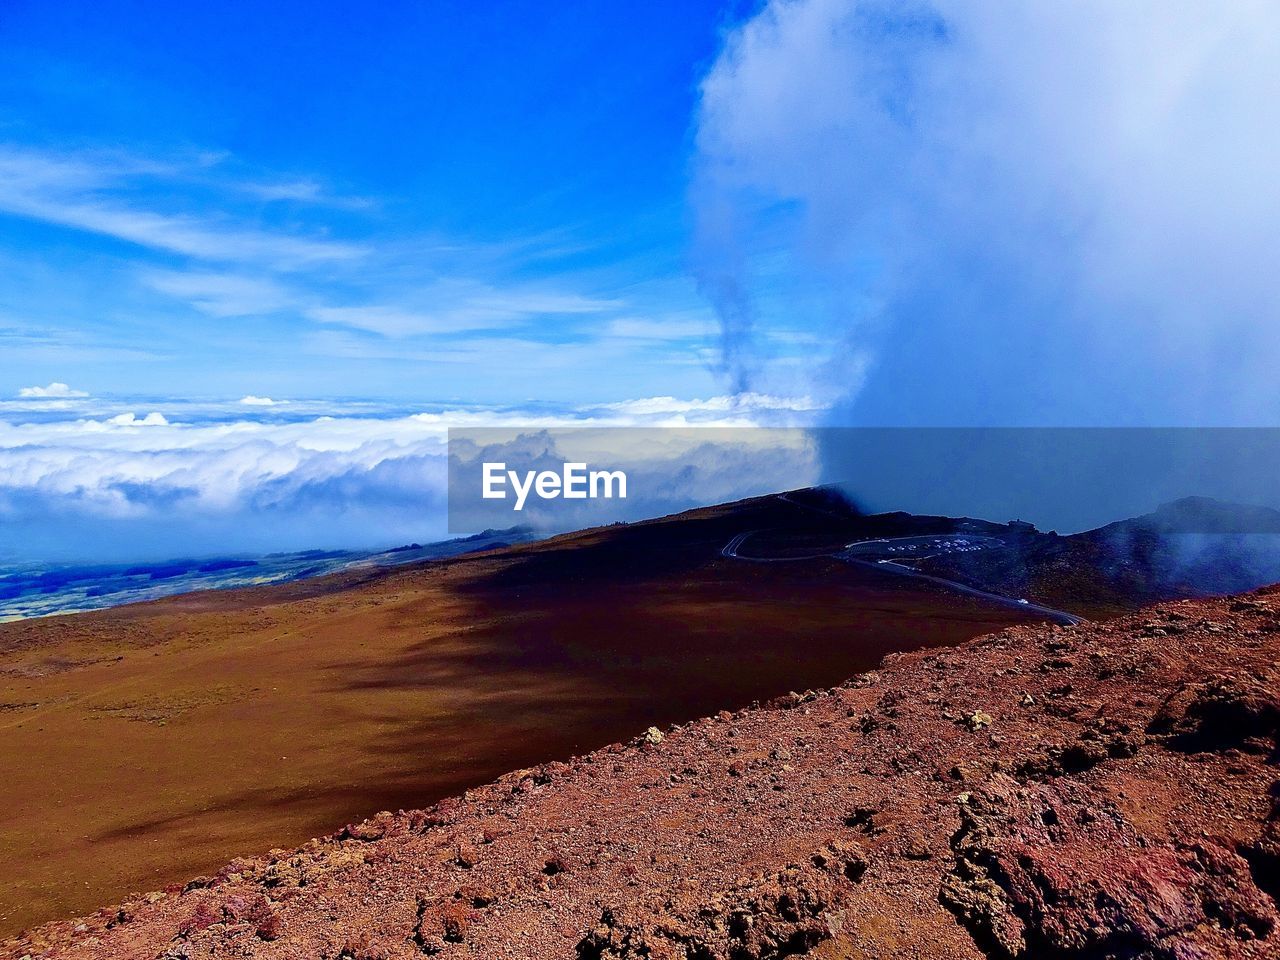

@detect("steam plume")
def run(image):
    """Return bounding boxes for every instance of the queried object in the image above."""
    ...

[694,0,1280,424]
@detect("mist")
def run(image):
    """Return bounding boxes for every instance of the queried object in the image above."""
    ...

[694,0,1280,426]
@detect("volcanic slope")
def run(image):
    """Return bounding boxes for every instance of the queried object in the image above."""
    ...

[10,586,1280,959]
[914,495,1280,614]
[0,492,1046,937]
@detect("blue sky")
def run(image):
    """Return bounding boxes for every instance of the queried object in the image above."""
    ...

[0,0,767,403]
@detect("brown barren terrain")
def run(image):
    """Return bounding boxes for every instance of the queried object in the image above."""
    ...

[0,495,1044,937]
[8,585,1279,959]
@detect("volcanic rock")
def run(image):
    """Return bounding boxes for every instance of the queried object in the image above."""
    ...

[8,589,1280,959]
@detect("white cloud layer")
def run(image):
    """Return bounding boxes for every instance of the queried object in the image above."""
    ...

[17,382,89,398]
[0,395,823,561]
[104,411,170,426]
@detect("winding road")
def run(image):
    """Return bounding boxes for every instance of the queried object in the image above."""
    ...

[838,552,1085,626]
[721,498,1085,627]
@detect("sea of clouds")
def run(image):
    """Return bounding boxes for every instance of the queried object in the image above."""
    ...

[0,389,824,561]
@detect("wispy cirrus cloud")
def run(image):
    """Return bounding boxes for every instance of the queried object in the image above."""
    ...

[0,145,366,267]
[142,270,297,317]
[0,321,165,365]
[0,145,638,343]
[605,315,718,340]
[235,176,375,209]
[0,140,729,405]
[141,266,626,339]
[299,329,710,379]
[308,283,621,337]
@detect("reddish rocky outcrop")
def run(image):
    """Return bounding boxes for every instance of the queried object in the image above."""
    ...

[7,589,1280,959]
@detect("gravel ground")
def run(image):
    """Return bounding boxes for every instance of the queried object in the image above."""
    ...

[8,588,1280,960]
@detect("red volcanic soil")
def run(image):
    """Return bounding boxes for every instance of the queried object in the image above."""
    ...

[9,587,1279,959]
[0,494,1044,938]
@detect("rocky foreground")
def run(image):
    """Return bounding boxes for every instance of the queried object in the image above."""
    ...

[8,590,1280,960]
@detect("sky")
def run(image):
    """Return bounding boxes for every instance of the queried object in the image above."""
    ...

[0,0,770,403]
[2,0,1279,562]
